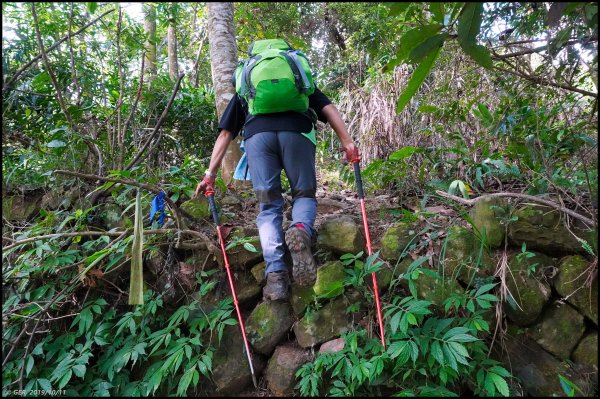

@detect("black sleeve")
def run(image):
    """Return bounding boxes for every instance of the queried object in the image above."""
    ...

[309,87,332,123]
[217,94,246,139]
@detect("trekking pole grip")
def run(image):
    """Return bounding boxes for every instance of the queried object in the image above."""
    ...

[206,192,220,226]
[353,161,365,200]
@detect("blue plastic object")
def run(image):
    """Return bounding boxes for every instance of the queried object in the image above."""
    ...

[150,191,165,226]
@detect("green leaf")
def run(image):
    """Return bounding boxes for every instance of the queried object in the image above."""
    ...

[409,33,448,63]
[72,364,86,378]
[399,24,443,61]
[87,2,97,14]
[385,24,443,71]
[388,2,410,17]
[489,372,510,396]
[429,3,445,24]
[58,369,73,389]
[549,27,572,56]
[407,313,418,325]
[38,379,53,392]
[390,312,401,334]
[396,44,442,113]
[430,340,444,365]
[461,43,493,69]
[177,366,196,396]
[47,140,67,148]
[458,3,483,46]
[243,242,258,253]
[475,282,497,296]
[25,355,34,376]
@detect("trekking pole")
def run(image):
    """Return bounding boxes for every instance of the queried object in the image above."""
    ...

[206,191,258,388]
[352,161,386,350]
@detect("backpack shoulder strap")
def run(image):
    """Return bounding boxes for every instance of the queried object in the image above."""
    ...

[240,55,261,98]
[280,50,311,93]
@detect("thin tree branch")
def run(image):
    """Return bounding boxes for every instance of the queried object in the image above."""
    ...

[493,66,597,98]
[435,190,596,227]
[492,39,586,59]
[125,72,185,171]
[3,8,115,94]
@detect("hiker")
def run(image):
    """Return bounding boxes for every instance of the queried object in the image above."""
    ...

[194,39,360,301]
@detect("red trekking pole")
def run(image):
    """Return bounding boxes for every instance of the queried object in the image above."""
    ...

[352,161,386,350]
[206,191,258,388]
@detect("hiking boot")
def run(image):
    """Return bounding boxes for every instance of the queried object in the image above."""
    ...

[285,226,316,286]
[263,271,290,301]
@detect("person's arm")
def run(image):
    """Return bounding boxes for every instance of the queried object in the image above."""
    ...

[206,129,234,176]
[321,103,360,162]
[193,129,234,197]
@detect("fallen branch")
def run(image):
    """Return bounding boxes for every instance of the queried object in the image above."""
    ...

[435,190,596,227]
[2,228,215,253]
[54,169,184,236]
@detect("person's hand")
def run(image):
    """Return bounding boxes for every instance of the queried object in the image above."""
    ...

[342,143,360,163]
[193,174,215,198]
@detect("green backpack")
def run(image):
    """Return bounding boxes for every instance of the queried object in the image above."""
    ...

[233,38,315,116]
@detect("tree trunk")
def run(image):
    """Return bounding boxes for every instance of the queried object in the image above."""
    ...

[143,3,157,85]
[207,2,241,185]
[167,7,179,80]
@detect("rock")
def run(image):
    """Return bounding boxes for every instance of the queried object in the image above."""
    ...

[245,301,294,355]
[290,284,316,316]
[554,255,598,325]
[530,302,585,360]
[220,194,243,209]
[40,187,65,210]
[100,202,132,230]
[232,270,261,304]
[319,338,345,354]
[251,261,266,285]
[503,252,552,326]
[380,222,419,261]
[508,205,593,255]
[212,325,266,394]
[412,271,463,307]
[495,329,595,397]
[180,197,210,220]
[225,236,263,269]
[317,216,365,255]
[145,248,166,277]
[294,297,353,348]
[441,226,495,285]
[313,261,346,299]
[2,192,43,221]
[572,333,598,372]
[470,197,508,248]
[265,344,312,396]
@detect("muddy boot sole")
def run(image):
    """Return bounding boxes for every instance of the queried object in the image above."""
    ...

[285,228,316,286]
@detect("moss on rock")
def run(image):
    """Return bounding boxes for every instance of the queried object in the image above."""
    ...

[503,252,553,326]
[314,261,346,298]
[530,303,585,360]
[380,222,419,261]
[470,197,508,248]
[555,255,598,325]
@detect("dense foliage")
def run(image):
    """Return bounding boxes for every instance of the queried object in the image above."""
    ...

[2,2,597,397]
